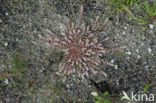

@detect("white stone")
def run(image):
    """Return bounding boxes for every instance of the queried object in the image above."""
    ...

[91,92,98,97]
[127,51,131,55]
[136,49,139,53]
[55,72,60,75]
[149,24,154,29]
[114,65,118,70]
[141,43,144,46]
[111,59,114,64]
[44,18,47,21]
[5,13,8,16]
[123,31,126,35]
[132,30,135,32]
[4,42,8,47]
[0,19,2,23]
[145,66,149,69]
[137,55,141,59]
[4,79,9,84]
[16,38,19,42]
[116,79,119,85]
[148,47,152,54]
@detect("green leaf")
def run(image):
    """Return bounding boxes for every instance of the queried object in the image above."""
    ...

[96,96,103,101]
[104,99,111,103]
[104,91,109,97]
[142,82,153,93]
[9,67,17,74]
[95,101,103,103]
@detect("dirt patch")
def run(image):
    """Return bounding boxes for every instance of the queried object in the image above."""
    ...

[0,0,156,103]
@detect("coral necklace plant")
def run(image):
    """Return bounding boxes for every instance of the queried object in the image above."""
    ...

[46,6,126,78]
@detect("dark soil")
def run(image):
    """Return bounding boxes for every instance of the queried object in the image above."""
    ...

[0,0,156,103]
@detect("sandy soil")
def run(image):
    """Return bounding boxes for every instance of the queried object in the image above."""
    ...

[0,0,156,103]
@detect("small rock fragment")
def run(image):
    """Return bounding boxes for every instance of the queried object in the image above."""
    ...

[137,55,141,59]
[5,13,8,16]
[148,47,152,54]
[0,19,2,23]
[111,59,114,64]
[136,49,139,53]
[91,92,98,97]
[127,51,131,55]
[149,24,154,29]
[4,42,8,47]
[114,65,118,70]
[4,79,9,84]
[123,31,126,35]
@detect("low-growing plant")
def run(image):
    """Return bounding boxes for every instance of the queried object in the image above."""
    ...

[106,0,134,24]
[94,91,111,103]
[0,53,28,82]
[6,53,29,87]
[126,0,142,7]
[131,0,156,30]
[45,5,126,79]
[108,0,127,14]
[118,50,124,57]
[142,82,153,93]
[8,54,28,74]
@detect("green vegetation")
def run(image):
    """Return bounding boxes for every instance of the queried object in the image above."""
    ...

[108,0,127,14]
[142,82,153,93]
[118,50,124,57]
[94,91,111,103]
[0,53,29,88]
[106,0,155,32]
[131,0,156,30]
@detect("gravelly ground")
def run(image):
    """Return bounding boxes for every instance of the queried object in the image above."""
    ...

[0,0,156,103]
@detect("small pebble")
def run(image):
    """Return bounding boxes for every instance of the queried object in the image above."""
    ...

[4,79,9,84]
[4,42,8,47]
[111,59,114,64]
[66,84,70,88]
[137,55,141,59]
[127,51,131,55]
[16,38,19,42]
[60,25,63,29]
[132,30,135,33]
[5,13,8,16]
[44,18,47,21]
[142,36,146,40]
[40,69,43,72]
[136,49,139,53]
[89,85,92,88]
[116,79,119,85]
[148,47,152,54]
[55,72,60,75]
[145,66,149,69]
[123,31,126,35]
[91,92,98,97]
[114,65,118,70]
[149,24,154,29]
[0,19,2,23]
[117,30,120,32]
